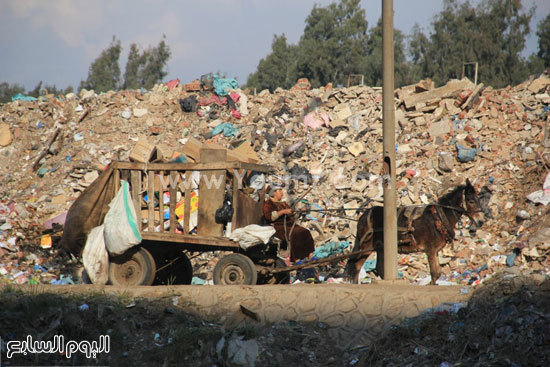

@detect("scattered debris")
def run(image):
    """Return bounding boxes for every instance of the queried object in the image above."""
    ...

[0,74,549,286]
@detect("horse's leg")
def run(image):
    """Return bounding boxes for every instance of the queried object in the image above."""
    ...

[351,254,367,284]
[346,236,371,284]
[374,237,384,278]
[426,249,441,285]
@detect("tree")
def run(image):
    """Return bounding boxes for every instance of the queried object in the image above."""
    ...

[536,13,550,68]
[123,43,146,90]
[79,36,122,92]
[138,37,171,90]
[246,34,298,92]
[0,82,25,103]
[364,19,411,87]
[27,81,43,98]
[23,81,73,98]
[411,0,534,88]
[296,0,369,88]
[408,24,432,82]
[122,37,171,90]
[527,53,545,75]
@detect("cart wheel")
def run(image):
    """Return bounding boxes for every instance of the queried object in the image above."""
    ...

[108,247,156,286]
[213,254,257,285]
[153,248,193,285]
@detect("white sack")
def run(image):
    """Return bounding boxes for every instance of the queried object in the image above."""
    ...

[230,224,275,250]
[82,224,109,285]
[103,180,142,255]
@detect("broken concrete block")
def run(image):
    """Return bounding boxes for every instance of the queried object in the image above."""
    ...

[404,78,474,110]
[133,108,148,118]
[334,103,353,121]
[438,152,454,172]
[0,124,12,146]
[429,120,451,137]
[348,142,365,157]
[528,75,550,94]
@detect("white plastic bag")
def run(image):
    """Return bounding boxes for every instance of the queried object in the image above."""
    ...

[103,180,142,255]
[230,224,275,250]
[83,225,109,285]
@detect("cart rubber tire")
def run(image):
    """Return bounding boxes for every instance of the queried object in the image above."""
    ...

[213,253,257,285]
[108,247,156,286]
[153,248,193,285]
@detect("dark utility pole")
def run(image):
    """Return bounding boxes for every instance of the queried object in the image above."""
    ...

[382,0,397,280]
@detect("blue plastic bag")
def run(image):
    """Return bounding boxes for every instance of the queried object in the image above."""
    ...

[213,75,238,96]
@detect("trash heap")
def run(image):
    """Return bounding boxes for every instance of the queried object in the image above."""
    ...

[1,74,549,285]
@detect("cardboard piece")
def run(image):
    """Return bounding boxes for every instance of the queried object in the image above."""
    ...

[130,138,157,163]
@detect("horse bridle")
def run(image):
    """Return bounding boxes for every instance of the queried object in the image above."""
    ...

[432,187,484,223]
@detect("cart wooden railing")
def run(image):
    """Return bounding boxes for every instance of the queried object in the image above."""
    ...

[110,149,271,250]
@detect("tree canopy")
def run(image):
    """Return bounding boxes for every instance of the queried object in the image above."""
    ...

[246,0,547,90]
[79,36,122,93]
[408,0,534,87]
[0,82,25,103]
[537,13,550,68]
[3,0,550,96]
[364,19,411,88]
[79,36,171,93]
[246,34,298,92]
[296,0,369,88]
[123,38,171,90]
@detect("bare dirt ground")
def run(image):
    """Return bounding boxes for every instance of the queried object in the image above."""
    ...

[1,272,548,366]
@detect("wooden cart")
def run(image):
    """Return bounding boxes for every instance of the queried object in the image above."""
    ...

[106,149,288,286]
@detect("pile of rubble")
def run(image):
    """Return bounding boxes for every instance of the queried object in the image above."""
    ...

[1,74,550,285]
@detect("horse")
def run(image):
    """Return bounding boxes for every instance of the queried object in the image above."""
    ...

[346,179,486,285]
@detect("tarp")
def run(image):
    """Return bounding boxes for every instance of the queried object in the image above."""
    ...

[60,165,116,255]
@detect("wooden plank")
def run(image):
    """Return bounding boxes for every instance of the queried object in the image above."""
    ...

[181,137,203,161]
[147,171,155,232]
[140,232,239,248]
[114,168,120,193]
[197,149,227,236]
[463,82,484,111]
[183,171,192,233]
[234,190,263,229]
[231,173,239,227]
[115,161,271,173]
[129,137,156,162]
[232,141,260,163]
[204,141,249,162]
[158,171,164,233]
[169,171,177,234]
[130,170,141,227]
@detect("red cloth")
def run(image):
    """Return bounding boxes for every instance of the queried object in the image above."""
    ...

[263,198,314,262]
[165,79,180,90]
[199,94,227,106]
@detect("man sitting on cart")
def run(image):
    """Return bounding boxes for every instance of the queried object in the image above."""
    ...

[263,184,314,263]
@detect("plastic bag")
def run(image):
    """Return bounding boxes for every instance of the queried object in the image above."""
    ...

[82,225,109,285]
[215,193,233,224]
[179,96,197,112]
[103,180,142,255]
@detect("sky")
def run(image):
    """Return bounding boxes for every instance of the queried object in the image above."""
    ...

[1,0,549,91]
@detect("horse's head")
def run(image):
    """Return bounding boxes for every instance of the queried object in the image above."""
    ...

[463,178,486,230]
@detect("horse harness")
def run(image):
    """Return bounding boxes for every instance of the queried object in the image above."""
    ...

[430,187,471,243]
[359,187,473,248]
